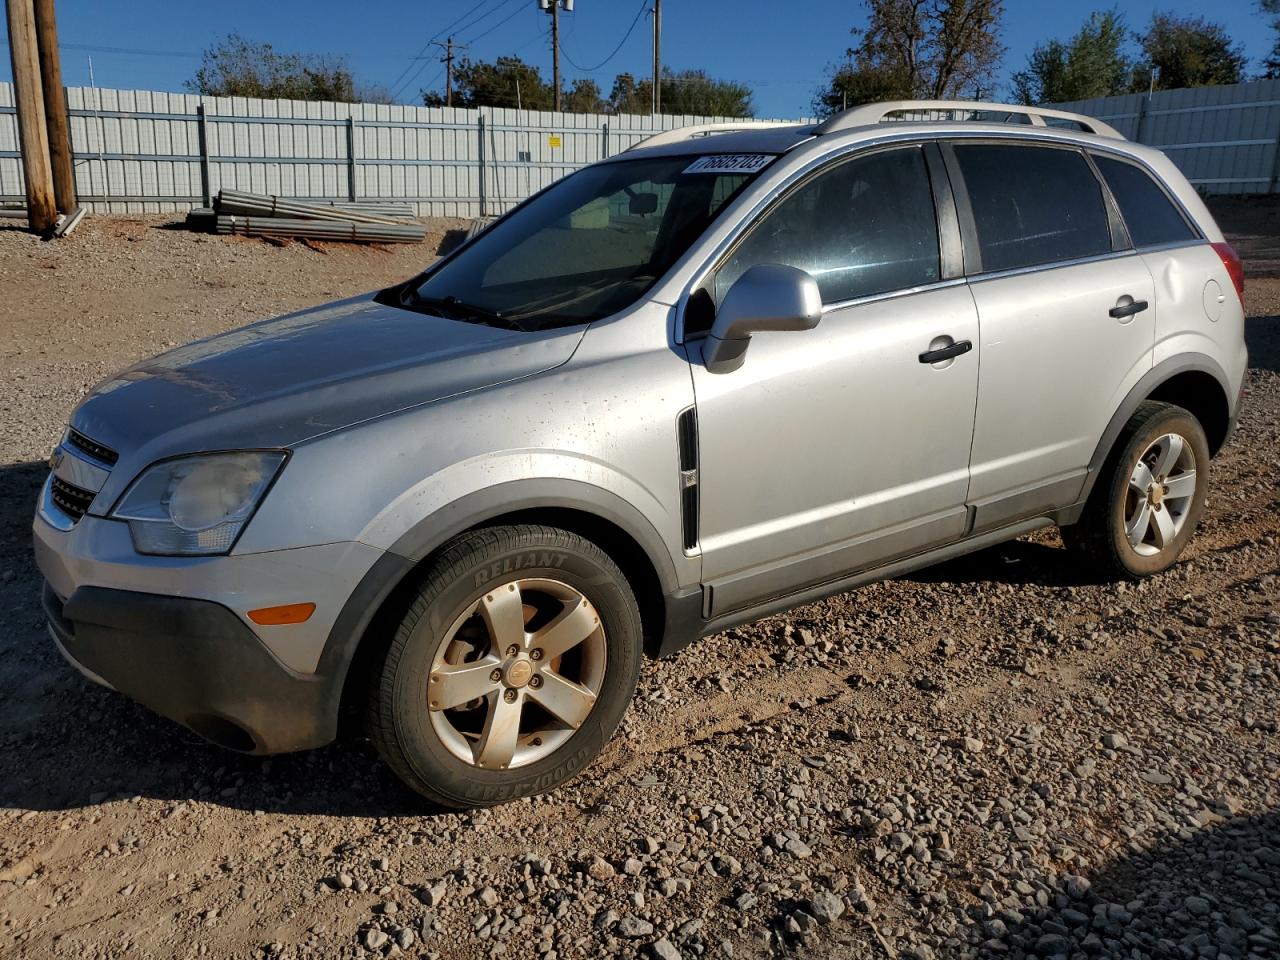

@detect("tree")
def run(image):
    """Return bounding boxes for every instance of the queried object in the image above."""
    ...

[607,69,753,117]
[1130,13,1245,92]
[813,0,1005,116]
[1012,10,1130,104]
[1261,0,1280,79]
[434,56,554,109]
[188,33,358,102]
[563,78,605,114]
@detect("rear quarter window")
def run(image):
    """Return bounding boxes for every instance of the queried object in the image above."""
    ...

[953,143,1112,273]
[1093,155,1198,248]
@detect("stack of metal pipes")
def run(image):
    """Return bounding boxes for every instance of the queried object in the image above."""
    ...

[186,190,426,244]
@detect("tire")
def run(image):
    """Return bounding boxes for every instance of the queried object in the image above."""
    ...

[368,524,642,808]
[1062,400,1209,580]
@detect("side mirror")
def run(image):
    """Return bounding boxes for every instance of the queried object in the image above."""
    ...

[702,263,823,373]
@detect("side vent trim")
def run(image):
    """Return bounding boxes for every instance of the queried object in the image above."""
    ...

[676,407,699,553]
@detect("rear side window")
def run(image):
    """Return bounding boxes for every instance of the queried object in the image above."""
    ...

[715,145,941,305]
[953,143,1112,273]
[1093,155,1197,248]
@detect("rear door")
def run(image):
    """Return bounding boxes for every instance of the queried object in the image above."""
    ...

[947,140,1156,532]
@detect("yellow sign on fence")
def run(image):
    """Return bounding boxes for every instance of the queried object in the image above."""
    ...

[548,135,562,148]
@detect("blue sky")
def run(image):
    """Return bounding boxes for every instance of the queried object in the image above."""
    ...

[2,1,1276,117]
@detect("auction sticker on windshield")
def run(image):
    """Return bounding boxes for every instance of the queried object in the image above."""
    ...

[683,154,775,175]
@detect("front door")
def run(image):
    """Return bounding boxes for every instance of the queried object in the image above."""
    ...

[688,144,981,617]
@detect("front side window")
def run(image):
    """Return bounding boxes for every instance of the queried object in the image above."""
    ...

[953,143,1112,273]
[1093,154,1197,249]
[408,155,767,330]
[713,145,942,306]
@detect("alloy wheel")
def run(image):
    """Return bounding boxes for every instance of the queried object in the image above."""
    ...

[1123,432,1197,558]
[426,578,606,770]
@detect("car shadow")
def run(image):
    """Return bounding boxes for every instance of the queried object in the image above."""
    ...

[968,810,1280,956]
[901,535,1112,589]
[1246,314,1280,375]
[0,458,436,818]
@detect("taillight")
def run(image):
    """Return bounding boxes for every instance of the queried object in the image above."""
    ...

[1211,241,1244,307]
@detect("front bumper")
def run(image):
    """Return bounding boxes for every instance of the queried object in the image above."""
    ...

[44,582,333,753]
[33,499,395,754]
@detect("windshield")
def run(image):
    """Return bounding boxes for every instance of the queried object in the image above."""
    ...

[407,154,771,330]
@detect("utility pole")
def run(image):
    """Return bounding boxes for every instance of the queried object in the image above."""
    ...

[432,37,467,108]
[5,0,56,232]
[651,0,661,114]
[539,0,572,113]
[33,0,75,213]
[550,0,560,112]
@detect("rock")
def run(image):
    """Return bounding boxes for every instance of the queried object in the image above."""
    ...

[416,881,446,907]
[783,838,812,858]
[588,856,616,882]
[617,917,655,938]
[623,857,644,877]
[650,938,682,960]
[476,886,499,907]
[394,927,415,949]
[1185,895,1211,916]
[809,890,845,923]
[363,928,388,951]
[1101,732,1128,750]
[948,736,985,753]
[336,873,354,890]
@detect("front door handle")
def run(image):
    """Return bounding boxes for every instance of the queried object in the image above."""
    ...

[1109,298,1149,319]
[918,339,972,364]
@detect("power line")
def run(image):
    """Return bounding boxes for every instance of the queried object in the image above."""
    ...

[384,0,508,97]
[561,0,647,74]
[390,0,525,101]
[463,1,530,46]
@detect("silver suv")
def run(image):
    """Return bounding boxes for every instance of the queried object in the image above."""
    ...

[34,101,1247,807]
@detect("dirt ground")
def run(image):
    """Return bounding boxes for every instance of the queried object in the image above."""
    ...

[0,206,1277,960]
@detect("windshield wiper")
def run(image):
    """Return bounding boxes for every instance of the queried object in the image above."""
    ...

[404,292,527,331]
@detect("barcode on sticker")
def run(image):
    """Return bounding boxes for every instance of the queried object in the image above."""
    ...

[683,154,775,175]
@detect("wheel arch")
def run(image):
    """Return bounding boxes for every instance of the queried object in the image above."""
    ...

[1077,353,1234,510]
[325,481,683,735]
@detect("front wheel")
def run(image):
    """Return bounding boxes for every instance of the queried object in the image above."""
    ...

[368,525,642,808]
[1062,400,1209,580]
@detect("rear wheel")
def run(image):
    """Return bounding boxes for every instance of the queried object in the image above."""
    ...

[1062,401,1209,580]
[368,525,642,808]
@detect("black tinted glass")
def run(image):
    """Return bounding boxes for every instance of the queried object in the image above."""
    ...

[716,146,941,305]
[411,155,767,330]
[1094,155,1196,248]
[954,144,1112,272]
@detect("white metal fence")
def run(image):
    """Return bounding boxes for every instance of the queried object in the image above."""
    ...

[0,81,797,217]
[1054,78,1280,195]
[6,78,1272,214]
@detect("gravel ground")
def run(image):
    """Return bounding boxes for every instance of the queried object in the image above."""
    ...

[0,209,1277,960]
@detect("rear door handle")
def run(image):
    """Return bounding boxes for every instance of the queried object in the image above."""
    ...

[918,339,972,364]
[1109,298,1149,319]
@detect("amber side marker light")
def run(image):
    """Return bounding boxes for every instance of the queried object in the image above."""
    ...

[247,602,316,626]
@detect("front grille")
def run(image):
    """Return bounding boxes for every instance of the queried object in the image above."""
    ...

[50,475,96,522]
[66,428,118,466]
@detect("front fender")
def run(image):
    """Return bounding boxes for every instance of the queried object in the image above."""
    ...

[374,469,682,596]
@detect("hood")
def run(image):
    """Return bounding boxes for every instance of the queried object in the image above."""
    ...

[72,295,585,459]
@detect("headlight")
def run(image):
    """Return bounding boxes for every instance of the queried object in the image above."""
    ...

[111,452,287,556]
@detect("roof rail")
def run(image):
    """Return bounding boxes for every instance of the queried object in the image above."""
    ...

[813,100,1124,140]
[624,121,802,152]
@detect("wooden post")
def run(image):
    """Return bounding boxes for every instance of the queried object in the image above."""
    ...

[5,0,57,232]
[32,0,75,213]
